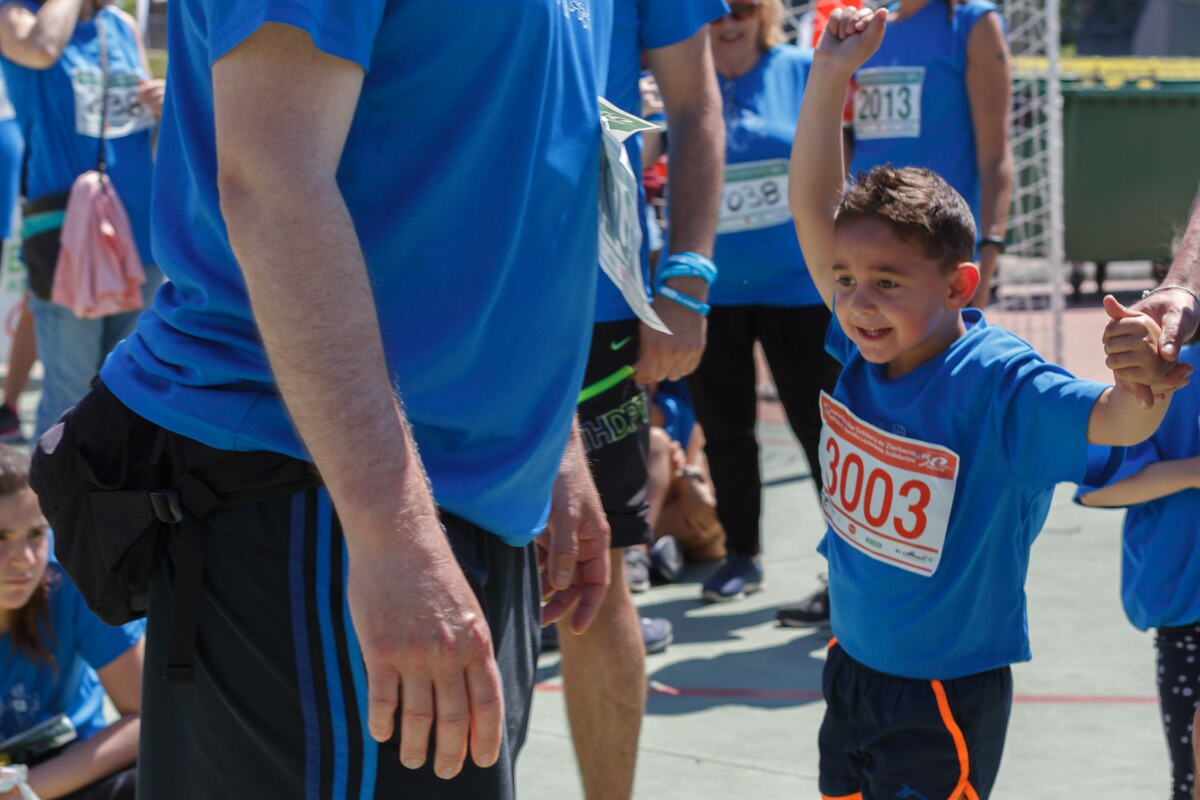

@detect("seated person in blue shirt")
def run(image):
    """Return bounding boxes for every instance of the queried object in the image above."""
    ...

[1076,336,1200,800]
[0,446,143,800]
[789,8,1183,799]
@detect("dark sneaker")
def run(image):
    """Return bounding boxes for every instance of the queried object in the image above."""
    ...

[649,535,683,584]
[700,553,763,603]
[0,403,23,444]
[777,578,830,627]
[641,617,673,655]
[540,622,559,652]
[625,547,651,593]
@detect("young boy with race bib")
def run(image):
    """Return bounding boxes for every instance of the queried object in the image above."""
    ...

[789,8,1186,799]
[1076,337,1200,800]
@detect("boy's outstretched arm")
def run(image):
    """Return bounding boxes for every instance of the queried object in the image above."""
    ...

[1089,297,1185,444]
[1078,456,1200,507]
[789,6,887,310]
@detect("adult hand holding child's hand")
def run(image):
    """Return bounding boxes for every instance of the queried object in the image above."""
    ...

[1103,294,1192,408]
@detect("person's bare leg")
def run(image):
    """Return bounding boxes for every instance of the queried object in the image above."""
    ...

[646,427,675,532]
[3,296,36,405]
[558,548,645,800]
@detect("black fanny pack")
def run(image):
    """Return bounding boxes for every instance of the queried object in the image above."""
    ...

[29,380,322,682]
[21,190,72,302]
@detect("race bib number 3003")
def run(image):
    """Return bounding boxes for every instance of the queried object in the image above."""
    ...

[818,392,959,576]
[716,158,790,234]
[852,66,924,140]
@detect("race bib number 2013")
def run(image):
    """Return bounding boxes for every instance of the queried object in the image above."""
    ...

[853,66,924,140]
[818,392,960,576]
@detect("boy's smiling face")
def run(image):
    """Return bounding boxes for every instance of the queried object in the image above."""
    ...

[831,217,979,379]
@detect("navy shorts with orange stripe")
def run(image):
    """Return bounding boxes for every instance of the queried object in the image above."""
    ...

[819,642,1013,800]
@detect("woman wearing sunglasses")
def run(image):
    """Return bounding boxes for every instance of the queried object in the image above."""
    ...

[687,0,843,604]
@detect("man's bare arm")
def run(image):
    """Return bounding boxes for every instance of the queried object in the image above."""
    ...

[213,23,502,778]
[1131,191,1200,361]
[636,26,725,383]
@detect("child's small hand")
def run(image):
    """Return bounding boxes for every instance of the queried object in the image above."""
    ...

[1104,295,1191,408]
[814,6,888,76]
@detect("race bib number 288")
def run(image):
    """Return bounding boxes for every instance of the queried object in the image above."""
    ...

[818,392,959,576]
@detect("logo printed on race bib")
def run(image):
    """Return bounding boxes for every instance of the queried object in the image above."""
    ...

[716,158,790,234]
[818,392,959,576]
[852,66,924,140]
[71,67,154,139]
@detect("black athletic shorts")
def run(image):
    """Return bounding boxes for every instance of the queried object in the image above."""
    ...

[577,318,652,549]
[819,641,1012,800]
[139,481,539,799]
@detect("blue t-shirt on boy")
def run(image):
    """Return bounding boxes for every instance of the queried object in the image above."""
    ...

[593,0,728,323]
[848,0,1000,237]
[101,0,609,545]
[1076,343,1200,632]
[2,4,156,262]
[0,564,144,743]
[711,44,821,307]
[818,309,1120,679]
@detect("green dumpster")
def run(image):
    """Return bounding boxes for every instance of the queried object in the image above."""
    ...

[1063,83,1200,263]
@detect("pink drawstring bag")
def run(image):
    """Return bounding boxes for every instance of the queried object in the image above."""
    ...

[50,171,146,320]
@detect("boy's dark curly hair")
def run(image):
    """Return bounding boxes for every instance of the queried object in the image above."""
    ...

[836,165,977,273]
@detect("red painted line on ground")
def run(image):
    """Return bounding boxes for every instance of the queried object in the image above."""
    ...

[534,683,1157,705]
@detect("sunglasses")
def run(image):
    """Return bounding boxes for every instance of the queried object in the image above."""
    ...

[725,2,761,21]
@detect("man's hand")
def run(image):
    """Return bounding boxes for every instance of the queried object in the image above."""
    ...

[635,276,708,383]
[346,509,504,779]
[1130,287,1200,362]
[537,423,611,633]
[1104,294,1192,408]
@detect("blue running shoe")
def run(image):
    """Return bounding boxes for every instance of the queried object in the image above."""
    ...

[649,535,683,584]
[700,553,763,603]
[641,617,673,655]
[624,547,652,593]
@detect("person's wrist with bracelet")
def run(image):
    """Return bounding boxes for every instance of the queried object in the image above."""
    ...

[979,235,1005,253]
[1143,284,1200,313]
[655,251,715,316]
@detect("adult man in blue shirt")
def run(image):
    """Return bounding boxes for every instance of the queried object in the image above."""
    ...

[558,1,726,797]
[54,1,614,797]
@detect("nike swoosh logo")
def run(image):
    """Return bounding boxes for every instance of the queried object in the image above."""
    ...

[610,336,633,351]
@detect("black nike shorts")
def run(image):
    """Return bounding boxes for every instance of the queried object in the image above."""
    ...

[577,319,652,549]
[819,641,1012,800]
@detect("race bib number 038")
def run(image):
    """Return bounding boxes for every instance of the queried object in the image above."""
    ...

[852,66,924,140]
[716,158,790,234]
[818,392,959,576]
[72,68,154,139]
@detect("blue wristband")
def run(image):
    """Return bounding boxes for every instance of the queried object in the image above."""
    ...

[657,284,711,316]
[655,252,717,292]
